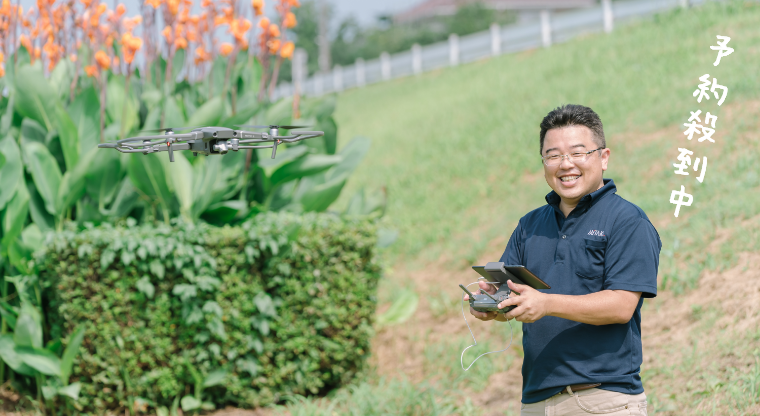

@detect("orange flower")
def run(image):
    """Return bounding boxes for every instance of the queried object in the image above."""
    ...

[219,42,233,56]
[84,64,97,77]
[287,0,300,7]
[162,25,173,43]
[267,38,280,54]
[166,0,179,16]
[252,0,263,16]
[283,11,296,28]
[145,0,161,8]
[174,37,187,49]
[33,47,41,60]
[113,56,119,66]
[258,16,269,29]
[0,66,5,78]
[0,51,4,64]
[80,0,92,7]
[280,41,294,58]
[69,53,77,62]
[115,3,125,15]
[268,23,280,38]
[95,50,110,69]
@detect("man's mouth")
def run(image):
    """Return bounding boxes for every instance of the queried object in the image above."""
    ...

[560,174,582,182]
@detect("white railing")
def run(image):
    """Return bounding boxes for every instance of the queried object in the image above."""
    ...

[273,0,709,100]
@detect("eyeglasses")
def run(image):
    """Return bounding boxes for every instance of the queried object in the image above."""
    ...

[541,147,605,166]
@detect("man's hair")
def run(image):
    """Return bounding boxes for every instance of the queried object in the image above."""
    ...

[539,104,606,154]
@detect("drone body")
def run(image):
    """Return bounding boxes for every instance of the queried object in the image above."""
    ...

[97,125,324,162]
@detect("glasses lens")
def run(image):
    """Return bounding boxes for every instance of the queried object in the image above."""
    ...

[544,156,561,166]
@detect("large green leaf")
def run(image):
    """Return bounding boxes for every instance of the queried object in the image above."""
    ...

[27,179,55,232]
[257,146,308,177]
[1,178,30,249]
[270,154,343,187]
[203,369,228,388]
[0,335,37,376]
[128,154,174,218]
[162,151,193,221]
[172,48,186,82]
[101,177,139,218]
[266,97,293,126]
[56,148,98,214]
[15,345,62,377]
[68,86,100,150]
[0,152,5,170]
[319,117,338,155]
[13,63,58,131]
[296,173,348,212]
[20,118,46,144]
[49,59,74,102]
[55,104,81,171]
[376,289,419,327]
[14,302,43,349]
[163,96,187,129]
[0,134,23,211]
[86,147,123,206]
[186,96,224,128]
[60,324,86,383]
[106,76,139,137]
[327,136,371,182]
[191,156,220,220]
[23,141,62,215]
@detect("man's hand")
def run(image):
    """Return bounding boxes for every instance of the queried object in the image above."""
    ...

[464,280,509,322]
[499,280,549,323]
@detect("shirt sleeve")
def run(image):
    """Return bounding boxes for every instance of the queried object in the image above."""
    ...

[499,220,525,266]
[603,216,661,298]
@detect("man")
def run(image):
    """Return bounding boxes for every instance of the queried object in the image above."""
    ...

[469,104,660,416]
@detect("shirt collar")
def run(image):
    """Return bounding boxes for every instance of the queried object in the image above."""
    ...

[545,178,617,211]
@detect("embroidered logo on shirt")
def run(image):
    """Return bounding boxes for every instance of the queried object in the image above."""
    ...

[587,230,605,236]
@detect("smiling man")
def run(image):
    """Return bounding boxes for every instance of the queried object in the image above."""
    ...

[469,104,661,416]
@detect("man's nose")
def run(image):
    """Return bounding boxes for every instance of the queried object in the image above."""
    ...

[559,155,577,168]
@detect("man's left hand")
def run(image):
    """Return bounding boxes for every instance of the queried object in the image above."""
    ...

[498,280,549,323]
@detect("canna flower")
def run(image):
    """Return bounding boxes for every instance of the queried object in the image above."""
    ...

[252,0,263,16]
[219,42,233,56]
[0,66,5,78]
[146,0,161,8]
[166,0,180,16]
[280,41,294,58]
[115,3,125,15]
[84,64,97,77]
[174,37,188,49]
[287,0,299,7]
[69,53,77,62]
[0,51,4,64]
[95,50,110,69]
[268,23,280,38]
[162,25,173,43]
[283,11,296,28]
[258,16,269,29]
[267,38,280,54]
[113,56,119,67]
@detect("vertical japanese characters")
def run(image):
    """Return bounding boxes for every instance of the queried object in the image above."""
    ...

[669,35,734,218]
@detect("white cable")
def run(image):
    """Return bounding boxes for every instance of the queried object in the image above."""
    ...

[460,280,513,371]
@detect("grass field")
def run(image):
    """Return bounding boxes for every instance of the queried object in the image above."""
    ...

[266,2,760,415]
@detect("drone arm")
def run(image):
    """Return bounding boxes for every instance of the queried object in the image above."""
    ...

[280,132,325,143]
[116,132,198,143]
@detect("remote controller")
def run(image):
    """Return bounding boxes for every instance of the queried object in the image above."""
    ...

[459,284,514,313]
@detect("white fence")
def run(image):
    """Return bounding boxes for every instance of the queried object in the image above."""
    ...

[273,0,709,100]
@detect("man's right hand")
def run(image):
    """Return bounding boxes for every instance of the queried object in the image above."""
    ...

[463,280,510,322]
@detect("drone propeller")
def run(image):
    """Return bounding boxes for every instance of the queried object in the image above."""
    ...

[235,124,311,130]
[141,126,203,133]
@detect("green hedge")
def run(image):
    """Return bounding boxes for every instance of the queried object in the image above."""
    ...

[37,212,382,413]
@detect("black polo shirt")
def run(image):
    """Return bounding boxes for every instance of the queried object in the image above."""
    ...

[498,179,660,404]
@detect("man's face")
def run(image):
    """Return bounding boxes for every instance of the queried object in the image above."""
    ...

[542,125,610,205]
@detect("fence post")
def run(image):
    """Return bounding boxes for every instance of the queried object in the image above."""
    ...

[333,65,343,92]
[314,72,323,96]
[541,10,552,48]
[490,23,501,56]
[412,43,422,74]
[449,34,459,66]
[381,52,391,80]
[602,0,613,33]
[292,48,307,96]
[356,58,365,87]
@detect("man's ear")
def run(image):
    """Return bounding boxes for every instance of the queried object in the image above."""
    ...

[601,148,611,171]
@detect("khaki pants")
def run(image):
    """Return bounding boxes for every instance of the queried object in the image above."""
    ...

[520,388,647,416]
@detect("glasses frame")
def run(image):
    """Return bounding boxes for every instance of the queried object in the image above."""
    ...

[541,147,606,167]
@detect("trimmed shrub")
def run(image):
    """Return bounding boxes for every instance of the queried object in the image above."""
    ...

[37,212,382,413]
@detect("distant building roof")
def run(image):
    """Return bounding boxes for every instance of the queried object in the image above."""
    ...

[394,0,596,23]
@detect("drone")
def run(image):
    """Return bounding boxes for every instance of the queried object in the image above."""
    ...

[97,125,325,162]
